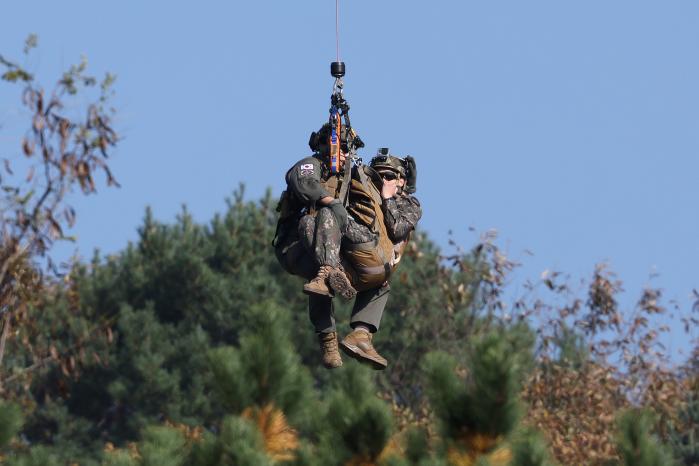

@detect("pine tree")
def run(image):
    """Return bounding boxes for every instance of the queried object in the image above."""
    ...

[102,301,313,465]
[668,388,699,465]
[510,429,555,466]
[0,402,21,449]
[310,364,395,466]
[616,409,675,466]
[422,331,554,466]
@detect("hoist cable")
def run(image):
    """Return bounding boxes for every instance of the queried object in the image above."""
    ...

[335,0,341,62]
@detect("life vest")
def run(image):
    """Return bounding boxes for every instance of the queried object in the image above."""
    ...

[341,166,410,291]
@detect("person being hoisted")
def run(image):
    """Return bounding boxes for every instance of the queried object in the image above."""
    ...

[280,121,360,300]
[275,61,362,301]
[335,149,422,369]
[273,61,422,369]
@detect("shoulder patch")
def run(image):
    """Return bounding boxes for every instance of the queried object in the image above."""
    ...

[299,163,315,177]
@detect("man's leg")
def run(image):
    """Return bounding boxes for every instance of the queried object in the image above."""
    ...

[311,207,342,268]
[301,208,356,299]
[309,294,342,369]
[340,285,390,370]
[350,285,390,332]
[299,213,345,369]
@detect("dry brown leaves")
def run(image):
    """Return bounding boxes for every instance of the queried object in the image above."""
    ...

[523,361,627,465]
[241,403,299,462]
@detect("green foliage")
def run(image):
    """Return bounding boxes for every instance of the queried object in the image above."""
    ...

[382,426,446,466]
[510,429,555,466]
[1,189,552,464]
[313,364,394,465]
[668,389,699,466]
[423,332,528,440]
[138,426,188,466]
[402,426,432,464]
[552,324,588,369]
[103,451,138,466]
[0,402,22,448]
[616,409,675,466]
[208,301,314,424]
[190,416,274,466]
[5,446,62,466]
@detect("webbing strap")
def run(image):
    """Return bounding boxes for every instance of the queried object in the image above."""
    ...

[342,238,379,251]
[354,264,389,276]
[337,157,352,206]
[356,166,382,207]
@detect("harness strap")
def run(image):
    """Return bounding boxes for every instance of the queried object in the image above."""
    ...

[342,238,379,251]
[357,167,382,207]
[337,157,352,206]
[353,263,390,276]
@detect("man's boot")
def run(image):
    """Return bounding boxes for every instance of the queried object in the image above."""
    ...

[303,265,333,297]
[327,266,357,300]
[340,327,388,370]
[318,332,343,369]
[304,265,357,300]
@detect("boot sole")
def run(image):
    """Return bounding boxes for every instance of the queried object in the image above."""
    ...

[327,272,357,301]
[302,286,332,297]
[322,359,343,369]
[340,341,387,370]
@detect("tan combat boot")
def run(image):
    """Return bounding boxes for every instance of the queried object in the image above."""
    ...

[327,266,357,300]
[318,332,343,369]
[303,265,333,297]
[340,328,388,370]
[304,265,357,300]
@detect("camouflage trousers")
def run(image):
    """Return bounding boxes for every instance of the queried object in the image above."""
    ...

[278,208,388,334]
[298,207,343,268]
[306,214,387,334]
[298,210,377,264]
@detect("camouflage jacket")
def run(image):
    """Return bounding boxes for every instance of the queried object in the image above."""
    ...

[285,155,343,206]
[383,192,422,242]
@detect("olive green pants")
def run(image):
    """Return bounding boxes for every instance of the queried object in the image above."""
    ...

[275,218,389,334]
[309,284,390,334]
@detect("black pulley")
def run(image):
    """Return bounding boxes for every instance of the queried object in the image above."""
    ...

[331,61,345,78]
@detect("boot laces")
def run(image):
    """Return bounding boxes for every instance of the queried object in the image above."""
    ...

[320,333,338,352]
[317,265,333,279]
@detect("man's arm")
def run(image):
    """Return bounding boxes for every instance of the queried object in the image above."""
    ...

[383,194,422,241]
[286,157,332,205]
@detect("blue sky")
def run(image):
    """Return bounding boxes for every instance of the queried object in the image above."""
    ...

[2,1,698,359]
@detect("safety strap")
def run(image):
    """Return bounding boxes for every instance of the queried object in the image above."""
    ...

[337,157,352,206]
[342,237,379,251]
[353,263,392,277]
[356,166,382,207]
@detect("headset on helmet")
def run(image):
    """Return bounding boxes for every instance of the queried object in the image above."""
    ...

[309,123,364,154]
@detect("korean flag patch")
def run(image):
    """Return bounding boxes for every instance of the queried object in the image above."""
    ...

[299,163,315,177]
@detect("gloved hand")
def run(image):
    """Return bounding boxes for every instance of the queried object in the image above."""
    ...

[404,156,417,194]
[327,199,348,233]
